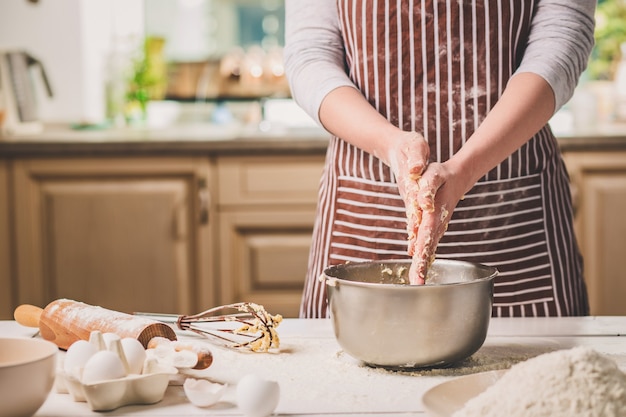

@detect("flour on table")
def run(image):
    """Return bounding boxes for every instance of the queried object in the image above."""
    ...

[343,342,558,377]
[453,346,626,417]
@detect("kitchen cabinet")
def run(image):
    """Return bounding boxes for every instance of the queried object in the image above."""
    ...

[217,155,324,317]
[563,150,626,315]
[10,157,215,316]
[0,160,12,319]
[0,125,328,320]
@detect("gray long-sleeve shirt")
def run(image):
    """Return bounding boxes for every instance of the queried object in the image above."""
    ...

[284,0,596,126]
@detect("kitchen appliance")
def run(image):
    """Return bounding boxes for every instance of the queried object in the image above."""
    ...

[322,259,497,369]
[0,50,53,136]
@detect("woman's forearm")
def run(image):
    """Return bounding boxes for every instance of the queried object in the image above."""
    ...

[318,86,404,163]
[445,72,556,193]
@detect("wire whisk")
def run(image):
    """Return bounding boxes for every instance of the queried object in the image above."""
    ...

[137,302,282,352]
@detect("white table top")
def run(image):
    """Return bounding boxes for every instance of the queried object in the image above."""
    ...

[2,317,626,416]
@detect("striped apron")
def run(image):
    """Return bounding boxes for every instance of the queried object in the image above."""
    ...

[301,0,589,318]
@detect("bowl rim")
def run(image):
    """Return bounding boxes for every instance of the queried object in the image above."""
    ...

[0,337,58,368]
[322,258,498,288]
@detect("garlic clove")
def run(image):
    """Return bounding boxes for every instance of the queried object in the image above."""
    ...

[236,374,280,417]
[183,378,227,408]
[146,342,198,369]
[167,349,198,369]
[149,343,176,360]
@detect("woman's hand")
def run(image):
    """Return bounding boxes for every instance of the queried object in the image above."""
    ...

[408,162,465,284]
[384,131,430,270]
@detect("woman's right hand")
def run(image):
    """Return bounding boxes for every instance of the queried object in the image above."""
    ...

[315,87,431,275]
[384,131,430,268]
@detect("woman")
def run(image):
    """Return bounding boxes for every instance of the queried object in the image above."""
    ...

[284,0,595,318]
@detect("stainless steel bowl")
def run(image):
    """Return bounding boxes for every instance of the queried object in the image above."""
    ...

[323,259,498,369]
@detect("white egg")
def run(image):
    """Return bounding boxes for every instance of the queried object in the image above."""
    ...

[121,338,147,374]
[236,374,280,417]
[81,350,127,384]
[183,378,227,408]
[64,340,98,380]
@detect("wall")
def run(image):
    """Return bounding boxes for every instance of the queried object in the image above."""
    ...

[0,0,144,124]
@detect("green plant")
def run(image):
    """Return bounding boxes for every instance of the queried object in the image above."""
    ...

[589,0,626,80]
[126,37,167,119]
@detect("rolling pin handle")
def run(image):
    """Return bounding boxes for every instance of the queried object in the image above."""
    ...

[14,304,43,328]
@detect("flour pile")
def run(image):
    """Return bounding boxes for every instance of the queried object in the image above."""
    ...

[453,347,626,417]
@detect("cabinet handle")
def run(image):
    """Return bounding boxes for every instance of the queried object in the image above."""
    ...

[198,178,210,224]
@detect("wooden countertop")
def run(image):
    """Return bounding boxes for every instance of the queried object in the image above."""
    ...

[2,121,626,158]
[0,123,331,157]
[556,121,626,151]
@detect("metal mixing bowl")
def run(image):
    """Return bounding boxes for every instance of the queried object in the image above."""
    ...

[323,259,498,369]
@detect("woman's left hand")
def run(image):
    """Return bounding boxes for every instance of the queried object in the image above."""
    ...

[408,161,465,284]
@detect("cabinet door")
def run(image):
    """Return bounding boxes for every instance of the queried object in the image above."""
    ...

[12,157,214,315]
[564,151,626,315]
[0,160,11,319]
[218,156,323,207]
[218,210,315,318]
[217,155,323,318]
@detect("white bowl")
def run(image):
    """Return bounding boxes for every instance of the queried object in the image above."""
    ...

[146,101,181,128]
[0,338,58,417]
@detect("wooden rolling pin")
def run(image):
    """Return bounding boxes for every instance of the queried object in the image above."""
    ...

[14,299,177,350]
[14,299,213,370]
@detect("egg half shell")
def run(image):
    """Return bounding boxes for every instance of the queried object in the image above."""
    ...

[236,374,280,417]
[183,378,227,408]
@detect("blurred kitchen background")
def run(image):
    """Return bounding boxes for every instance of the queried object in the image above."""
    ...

[1,0,626,321]
[0,0,626,132]
[0,0,313,132]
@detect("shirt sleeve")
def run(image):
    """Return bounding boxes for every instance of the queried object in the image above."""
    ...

[285,0,596,121]
[514,0,596,112]
[283,0,356,126]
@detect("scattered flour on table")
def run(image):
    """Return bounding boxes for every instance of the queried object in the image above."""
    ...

[342,343,559,377]
[453,346,626,417]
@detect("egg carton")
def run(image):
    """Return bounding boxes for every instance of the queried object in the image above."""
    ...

[55,331,277,415]
[55,331,180,411]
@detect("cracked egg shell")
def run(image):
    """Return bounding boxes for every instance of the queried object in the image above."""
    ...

[236,374,280,417]
[183,378,227,408]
